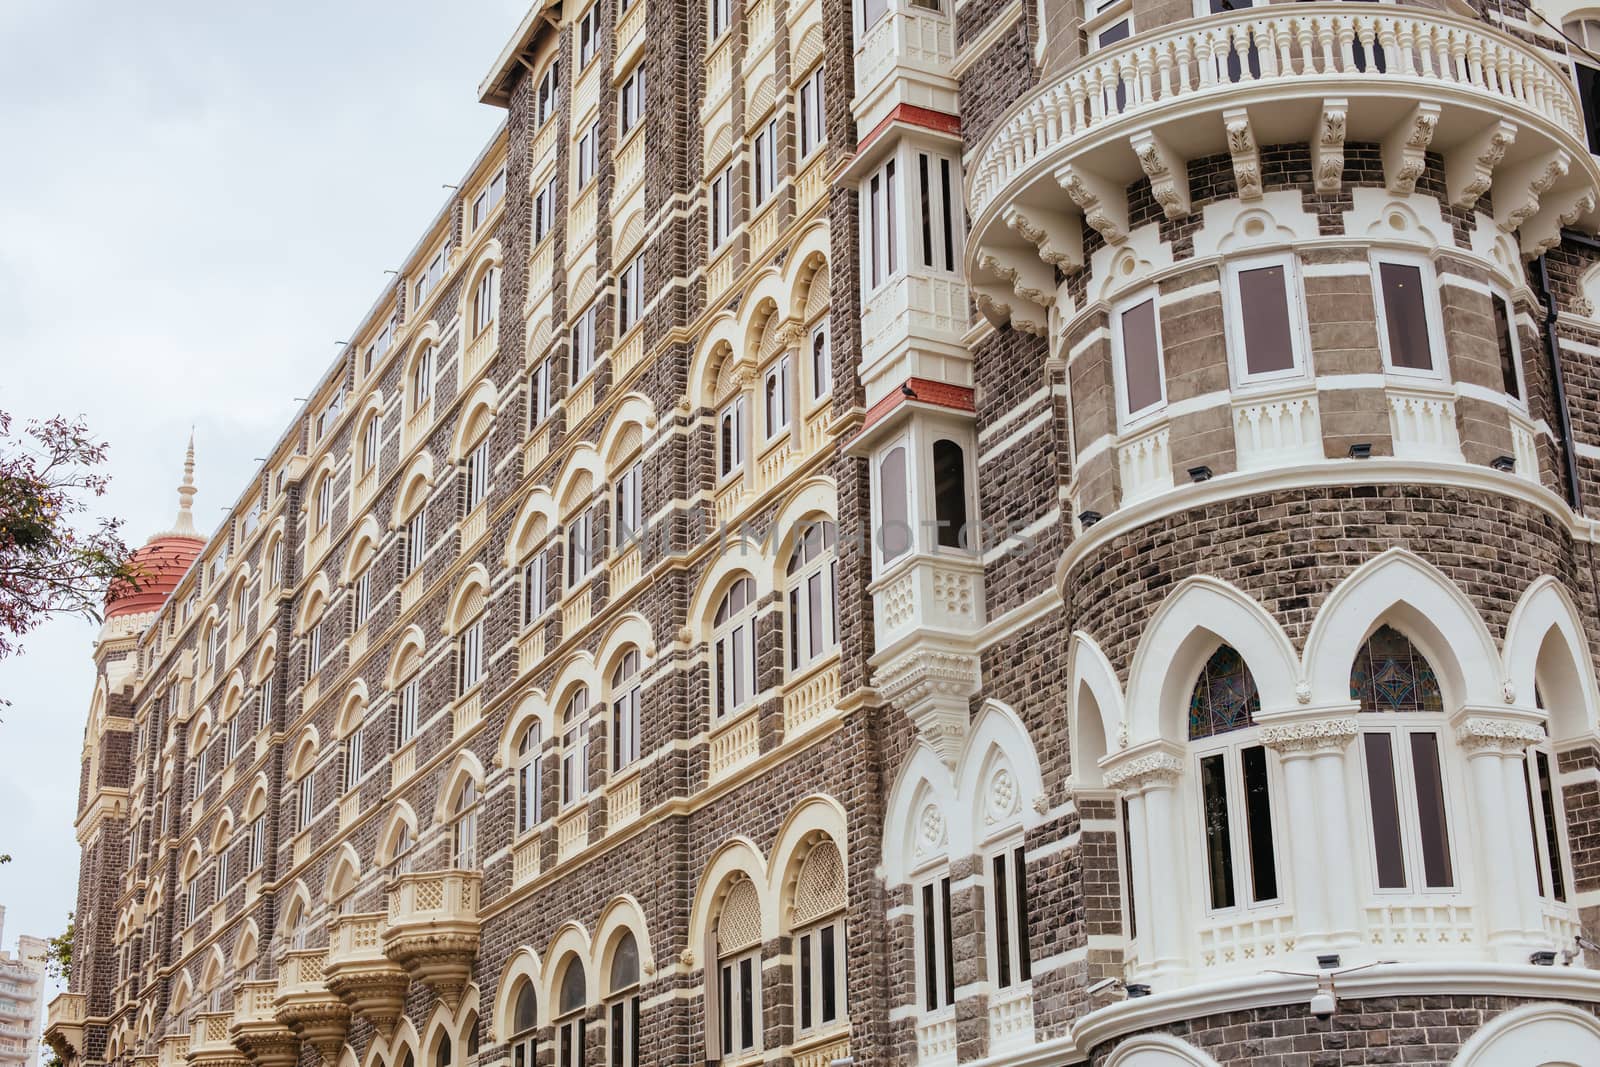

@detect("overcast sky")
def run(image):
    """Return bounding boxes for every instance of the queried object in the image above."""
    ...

[0,0,526,964]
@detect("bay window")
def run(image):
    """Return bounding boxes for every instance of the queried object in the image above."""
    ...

[713,576,759,718]
[875,441,911,566]
[865,158,898,290]
[914,150,958,274]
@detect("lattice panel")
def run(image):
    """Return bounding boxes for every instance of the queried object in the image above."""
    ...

[791,842,845,927]
[717,877,762,954]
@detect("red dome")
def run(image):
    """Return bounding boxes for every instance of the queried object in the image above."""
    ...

[106,534,205,619]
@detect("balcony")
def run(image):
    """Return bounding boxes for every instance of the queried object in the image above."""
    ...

[558,808,589,862]
[42,993,84,1064]
[783,657,839,739]
[562,584,592,637]
[517,627,546,674]
[400,570,422,614]
[186,1012,244,1067]
[462,324,497,384]
[229,979,298,1067]
[968,6,1600,331]
[610,543,641,594]
[614,0,646,73]
[461,502,488,552]
[512,837,541,887]
[404,399,433,451]
[796,152,828,217]
[791,1032,849,1067]
[612,329,644,382]
[608,773,640,829]
[709,709,760,779]
[383,869,481,1010]
[324,912,409,1035]
[272,949,349,1066]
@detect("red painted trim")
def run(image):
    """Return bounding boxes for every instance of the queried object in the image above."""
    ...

[856,378,976,441]
[856,104,962,155]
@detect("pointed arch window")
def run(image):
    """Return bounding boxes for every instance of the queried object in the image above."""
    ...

[510,980,538,1067]
[557,960,587,1067]
[1352,625,1454,891]
[516,723,544,834]
[1188,645,1278,912]
[452,780,480,869]
[607,934,641,1067]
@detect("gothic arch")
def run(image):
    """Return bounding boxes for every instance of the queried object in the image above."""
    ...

[1069,630,1124,786]
[1504,576,1600,740]
[1451,1001,1600,1066]
[954,701,1046,850]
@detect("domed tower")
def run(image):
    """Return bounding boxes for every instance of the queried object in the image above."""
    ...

[872,0,1600,1062]
[50,438,206,1067]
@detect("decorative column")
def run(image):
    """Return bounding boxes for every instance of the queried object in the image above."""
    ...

[1454,711,1547,958]
[1104,744,1187,981]
[1260,710,1362,949]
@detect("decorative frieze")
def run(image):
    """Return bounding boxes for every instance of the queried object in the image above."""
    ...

[1261,717,1358,756]
[1454,716,1544,754]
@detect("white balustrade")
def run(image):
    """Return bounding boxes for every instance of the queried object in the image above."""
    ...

[614,0,646,68]
[524,425,551,472]
[567,377,595,424]
[461,503,487,551]
[1197,909,1296,968]
[613,330,644,381]
[710,711,760,777]
[1233,390,1322,470]
[614,133,645,200]
[988,983,1034,1050]
[609,775,640,828]
[708,247,737,304]
[558,809,589,861]
[393,742,416,785]
[339,793,359,829]
[528,241,555,304]
[1364,902,1475,947]
[348,627,367,664]
[860,274,967,370]
[513,838,541,886]
[453,691,483,736]
[703,37,734,111]
[518,627,546,674]
[400,570,423,613]
[567,184,599,263]
[915,1008,957,1064]
[563,585,593,636]
[611,543,641,592]
[854,8,956,111]
[783,659,839,737]
[1118,422,1174,504]
[1387,387,1462,461]
[968,5,1585,223]
[463,324,496,383]
[796,153,828,216]
[404,399,433,450]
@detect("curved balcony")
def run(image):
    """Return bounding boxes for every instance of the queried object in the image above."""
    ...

[42,993,85,1065]
[967,5,1600,327]
[228,980,298,1067]
[272,949,349,1067]
[382,869,480,1011]
[324,912,409,1035]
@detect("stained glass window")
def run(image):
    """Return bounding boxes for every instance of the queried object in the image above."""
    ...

[1350,625,1443,713]
[1188,645,1261,740]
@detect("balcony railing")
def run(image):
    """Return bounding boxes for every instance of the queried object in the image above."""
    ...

[383,869,481,1010]
[461,503,488,551]
[43,993,85,1063]
[709,710,760,778]
[968,5,1586,225]
[325,912,409,1034]
[463,325,497,384]
[791,1032,849,1067]
[783,658,839,738]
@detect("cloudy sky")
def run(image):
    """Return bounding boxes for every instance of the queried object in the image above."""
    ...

[0,0,525,963]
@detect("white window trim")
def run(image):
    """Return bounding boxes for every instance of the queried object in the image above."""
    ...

[1490,285,1530,409]
[1110,288,1168,431]
[871,434,915,575]
[717,395,747,483]
[1369,250,1451,384]
[763,355,791,442]
[983,839,1032,993]
[1187,735,1285,917]
[1222,251,1313,390]
[1355,720,1465,899]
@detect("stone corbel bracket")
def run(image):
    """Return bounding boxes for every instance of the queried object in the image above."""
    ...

[1445,119,1517,209]
[1130,128,1191,220]
[1003,205,1083,270]
[1382,102,1440,197]
[1521,187,1597,261]
[1495,148,1571,234]
[1312,98,1347,195]
[1223,107,1262,202]
[1055,163,1129,246]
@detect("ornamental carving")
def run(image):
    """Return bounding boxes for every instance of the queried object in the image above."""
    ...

[1260,717,1359,754]
[1103,752,1182,792]
[916,803,946,856]
[1454,717,1543,753]
[985,767,1019,824]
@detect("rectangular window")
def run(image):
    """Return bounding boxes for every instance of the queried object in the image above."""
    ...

[519,751,543,833]
[877,442,911,565]
[472,168,506,230]
[1530,749,1568,902]
[863,0,888,30]
[612,686,640,770]
[579,5,598,68]
[215,850,230,898]
[1240,744,1278,903]
[1115,295,1165,422]
[578,121,599,188]
[810,323,831,400]
[535,175,558,244]
[352,569,371,629]
[316,477,332,528]
[1492,291,1523,400]
[459,618,485,693]
[361,415,381,473]
[260,677,274,728]
[866,159,898,289]
[614,462,642,548]
[415,248,447,308]
[711,0,732,39]
[474,269,497,337]
[718,397,746,477]
[537,62,560,126]
[989,846,1031,990]
[797,65,826,159]
[710,166,734,250]
[307,625,323,676]
[405,510,427,576]
[523,553,548,624]
[529,360,552,430]
[342,730,363,794]
[764,355,790,438]
[1576,58,1600,155]
[1409,731,1453,888]
[249,816,266,870]
[618,254,644,335]
[719,952,761,1055]
[572,305,597,382]
[795,918,845,1033]
[919,876,955,1011]
[1363,731,1409,889]
[297,774,315,832]
[753,117,779,207]
[1228,256,1302,381]
[1376,259,1436,373]
[464,439,491,513]
[915,152,958,273]
[398,678,420,746]
[619,67,644,138]
[566,510,593,587]
[271,541,284,587]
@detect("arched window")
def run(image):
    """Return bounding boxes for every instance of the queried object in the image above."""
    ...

[561,690,591,808]
[516,723,544,835]
[433,1034,452,1067]
[791,842,847,1036]
[607,934,641,1067]
[330,861,357,916]
[1524,687,1570,905]
[1351,625,1453,891]
[385,818,418,876]
[931,439,969,549]
[452,780,480,869]
[611,650,641,773]
[1187,645,1277,913]
[876,443,911,564]
[713,577,759,718]
[285,898,308,951]
[557,959,587,1067]
[716,878,762,1058]
[785,521,838,673]
[510,979,538,1067]
[413,345,435,408]
[473,268,499,339]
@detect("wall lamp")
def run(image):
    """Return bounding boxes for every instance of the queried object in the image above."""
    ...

[1187,465,1213,482]
[1078,510,1103,528]
[1490,455,1517,472]
[1347,442,1372,459]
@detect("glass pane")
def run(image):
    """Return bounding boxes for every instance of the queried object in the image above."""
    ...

[1523,755,1546,898]
[1237,264,1295,375]
[1200,753,1236,909]
[1120,299,1163,415]
[1379,262,1433,370]
[1493,294,1521,399]
[1240,746,1278,902]
[610,933,639,991]
[1409,732,1453,887]
[799,933,813,1031]
[1537,751,1567,902]
[932,440,968,548]
[1188,645,1261,740]
[939,877,955,1006]
[878,446,911,561]
[1012,848,1031,982]
[609,1004,622,1065]
[720,965,732,1052]
[1350,625,1443,713]
[1363,733,1408,889]
[819,924,837,1023]
[739,957,754,1049]
[920,884,938,1009]
[991,853,1011,988]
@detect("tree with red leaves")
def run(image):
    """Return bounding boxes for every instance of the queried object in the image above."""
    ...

[0,410,136,668]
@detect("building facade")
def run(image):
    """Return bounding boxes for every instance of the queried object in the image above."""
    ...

[42,0,1600,1063]
[0,907,49,1067]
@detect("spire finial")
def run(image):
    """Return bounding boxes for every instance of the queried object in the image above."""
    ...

[173,429,198,536]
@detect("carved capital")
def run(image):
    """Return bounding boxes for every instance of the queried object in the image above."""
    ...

[1261,717,1359,755]
[1103,752,1183,792]
[1455,716,1544,754]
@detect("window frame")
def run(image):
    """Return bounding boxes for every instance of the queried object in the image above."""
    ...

[1524,740,1572,904]
[863,157,900,292]
[578,4,599,69]
[561,690,591,808]
[618,253,644,337]
[572,304,598,384]
[614,461,642,551]
[1490,285,1529,406]
[712,577,760,719]
[1369,251,1449,382]
[985,842,1032,992]
[1189,735,1284,916]
[535,174,559,245]
[796,64,827,161]
[537,62,561,127]
[793,914,847,1036]
[459,615,486,694]
[710,0,733,41]
[752,116,779,208]
[610,651,642,773]
[516,723,544,836]
[464,438,492,514]
[522,551,549,627]
[785,521,839,674]
[717,395,747,481]
[1222,251,1312,389]
[710,165,734,251]
[915,872,957,1013]
[763,354,791,441]
[1356,720,1461,896]
[341,728,364,795]
[566,509,594,588]
[717,948,762,1057]
[809,322,831,402]
[1110,288,1168,430]
[618,65,645,140]
[577,120,600,189]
